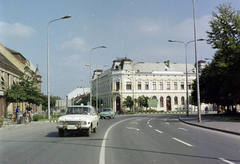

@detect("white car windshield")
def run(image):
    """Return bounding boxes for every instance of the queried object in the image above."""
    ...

[66,107,91,115]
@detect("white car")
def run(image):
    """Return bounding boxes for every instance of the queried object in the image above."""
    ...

[56,105,99,137]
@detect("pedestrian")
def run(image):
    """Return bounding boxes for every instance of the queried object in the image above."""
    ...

[205,106,208,114]
[15,106,20,122]
[26,105,32,122]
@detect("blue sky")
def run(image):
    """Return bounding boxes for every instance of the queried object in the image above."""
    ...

[1,0,240,99]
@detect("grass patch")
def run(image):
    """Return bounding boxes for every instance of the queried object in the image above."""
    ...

[202,114,240,122]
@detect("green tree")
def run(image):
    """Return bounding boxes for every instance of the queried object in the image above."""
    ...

[192,3,240,113]
[41,95,56,111]
[122,96,133,110]
[4,76,43,106]
[138,95,149,109]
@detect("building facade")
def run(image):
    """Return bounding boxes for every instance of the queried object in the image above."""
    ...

[92,57,206,112]
[0,43,42,117]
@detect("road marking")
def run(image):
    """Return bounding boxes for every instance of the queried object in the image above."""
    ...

[99,118,134,164]
[126,127,139,131]
[172,138,193,147]
[178,127,188,131]
[155,129,163,134]
[165,122,169,125]
[131,122,138,124]
[219,158,235,164]
[149,125,152,128]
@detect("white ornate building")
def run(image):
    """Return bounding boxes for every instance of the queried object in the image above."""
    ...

[92,57,206,112]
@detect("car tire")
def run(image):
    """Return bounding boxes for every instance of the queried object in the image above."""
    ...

[59,129,64,137]
[100,117,102,119]
[93,125,98,133]
[86,127,91,136]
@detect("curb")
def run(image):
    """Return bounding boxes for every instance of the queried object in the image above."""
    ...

[179,117,240,136]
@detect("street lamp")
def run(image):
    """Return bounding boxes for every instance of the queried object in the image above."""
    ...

[89,46,107,106]
[192,0,201,122]
[168,38,204,116]
[47,15,71,119]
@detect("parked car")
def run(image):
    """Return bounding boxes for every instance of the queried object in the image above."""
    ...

[100,108,115,119]
[56,105,99,137]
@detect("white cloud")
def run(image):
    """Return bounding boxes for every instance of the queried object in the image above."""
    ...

[62,37,89,52]
[0,21,36,38]
[168,15,212,41]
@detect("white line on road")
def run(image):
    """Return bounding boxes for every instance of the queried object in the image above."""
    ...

[126,127,140,131]
[99,118,135,164]
[172,138,193,147]
[155,129,163,134]
[219,158,235,164]
[130,122,138,124]
[149,125,152,128]
[165,122,169,125]
[178,127,188,131]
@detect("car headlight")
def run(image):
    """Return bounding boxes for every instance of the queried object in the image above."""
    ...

[82,121,87,125]
[58,121,64,125]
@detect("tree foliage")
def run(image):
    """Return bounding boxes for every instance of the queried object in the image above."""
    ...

[122,96,133,109]
[4,76,44,106]
[192,3,240,111]
[138,95,149,109]
[41,94,56,111]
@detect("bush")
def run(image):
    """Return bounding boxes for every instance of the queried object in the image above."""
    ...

[33,114,45,121]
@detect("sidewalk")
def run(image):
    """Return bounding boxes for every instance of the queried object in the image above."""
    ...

[179,114,240,136]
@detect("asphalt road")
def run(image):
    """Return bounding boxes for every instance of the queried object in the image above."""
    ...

[0,114,240,164]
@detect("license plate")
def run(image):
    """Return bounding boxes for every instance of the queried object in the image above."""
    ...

[67,126,77,130]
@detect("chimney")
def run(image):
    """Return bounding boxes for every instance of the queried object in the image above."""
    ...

[164,60,170,68]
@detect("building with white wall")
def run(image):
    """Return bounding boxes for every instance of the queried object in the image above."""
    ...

[66,87,90,100]
[92,57,206,113]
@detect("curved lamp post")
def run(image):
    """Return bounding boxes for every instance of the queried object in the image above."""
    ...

[89,46,107,106]
[47,15,71,119]
[168,38,204,117]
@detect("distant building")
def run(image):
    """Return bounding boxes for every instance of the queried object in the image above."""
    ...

[54,87,90,112]
[66,87,90,100]
[92,57,206,112]
[0,43,42,117]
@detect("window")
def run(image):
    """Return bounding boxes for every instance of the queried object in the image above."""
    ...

[152,82,156,90]
[160,97,164,107]
[159,82,163,90]
[174,96,178,105]
[174,82,177,90]
[137,82,141,90]
[126,82,131,90]
[167,82,170,90]
[188,82,192,90]
[116,82,120,91]
[181,82,184,90]
[181,96,185,105]
[145,82,149,90]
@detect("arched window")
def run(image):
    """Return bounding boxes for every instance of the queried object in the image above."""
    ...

[152,96,157,99]
[181,96,185,105]
[174,96,178,105]
[160,97,164,107]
